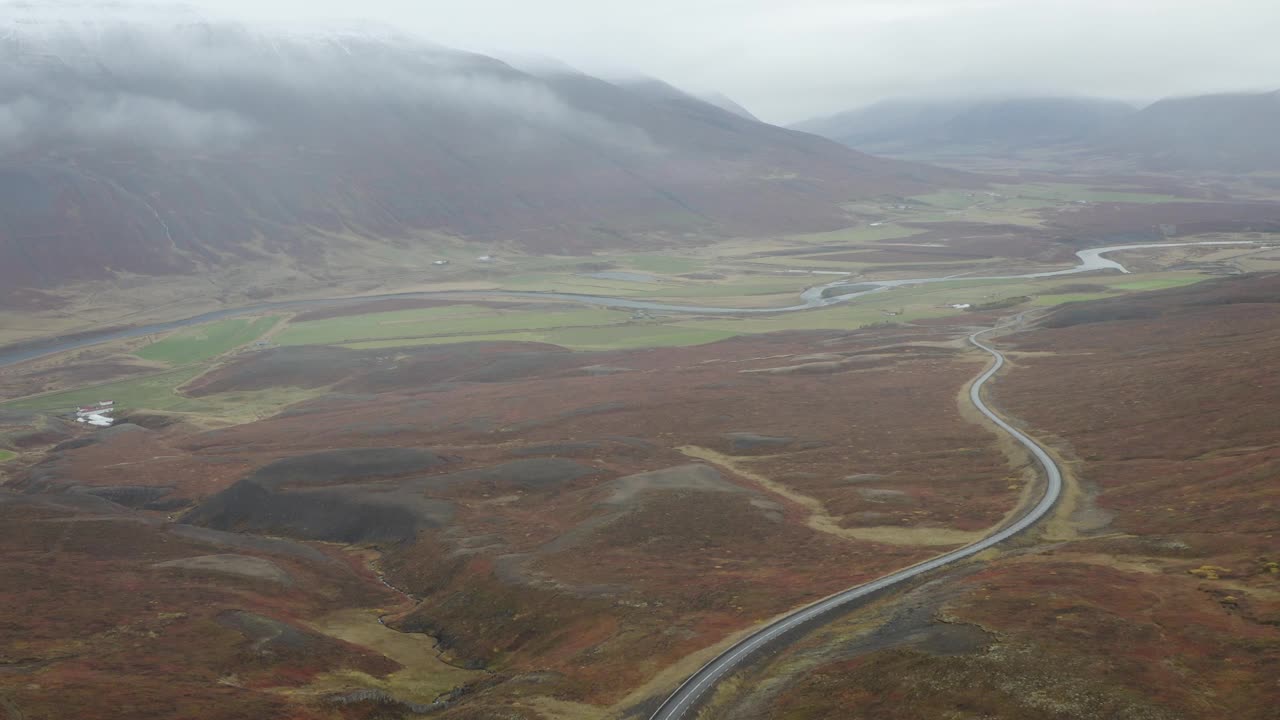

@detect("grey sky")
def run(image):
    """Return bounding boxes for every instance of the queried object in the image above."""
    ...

[45,1,1280,123]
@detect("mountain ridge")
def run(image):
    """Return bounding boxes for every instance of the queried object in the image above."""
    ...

[0,13,970,295]
[794,90,1280,171]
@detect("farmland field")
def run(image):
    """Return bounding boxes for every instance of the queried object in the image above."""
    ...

[4,367,210,413]
[274,304,634,347]
[1,364,322,422]
[783,223,926,245]
[292,271,1221,350]
[342,324,739,351]
[616,254,706,274]
[0,267,1220,420]
[991,182,1188,204]
[135,316,279,365]
[1108,277,1208,291]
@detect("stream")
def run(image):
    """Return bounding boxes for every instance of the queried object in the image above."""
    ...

[0,241,1257,369]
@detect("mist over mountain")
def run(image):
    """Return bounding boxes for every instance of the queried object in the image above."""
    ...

[1102,90,1280,171]
[0,8,966,292]
[793,90,1280,172]
[698,92,760,122]
[793,96,1135,153]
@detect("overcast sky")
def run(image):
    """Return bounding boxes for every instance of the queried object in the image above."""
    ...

[50,1,1280,123]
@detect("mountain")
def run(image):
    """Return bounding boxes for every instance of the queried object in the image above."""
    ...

[700,91,761,122]
[0,6,966,293]
[945,96,1135,145]
[795,90,1280,173]
[616,78,760,122]
[1102,89,1280,171]
[791,98,964,152]
[793,96,1136,156]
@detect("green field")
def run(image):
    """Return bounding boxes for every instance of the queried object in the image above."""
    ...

[914,184,1185,208]
[4,367,209,413]
[136,316,278,365]
[1027,275,1206,307]
[2,181,1230,433]
[342,323,738,351]
[1,363,322,421]
[909,190,994,210]
[541,324,737,350]
[647,278,825,300]
[1107,277,1207,291]
[0,450,16,463]
[676,272,1215,334]
[275,304,634,347]
[900,184,1190,229]
[752,253,991,271]
[495,272,657,296]
[784,223,926,245]
[671,279,1012,335]
[0,269,1222,424]
[1030,292,1113,306]
[301,271,1219,351]
[617,254,706,274]
[995,182,1187,205]
[677,309,926,336]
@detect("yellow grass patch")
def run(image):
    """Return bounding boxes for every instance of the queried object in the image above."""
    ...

[679,446,982,546]
[288,608,483,706]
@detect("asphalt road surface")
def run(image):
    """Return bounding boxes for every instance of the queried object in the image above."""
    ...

[646,325,1064,720]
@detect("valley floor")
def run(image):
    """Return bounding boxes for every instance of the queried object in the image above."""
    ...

[1,181,1278,719]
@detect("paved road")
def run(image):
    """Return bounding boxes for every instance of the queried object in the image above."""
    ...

[646,324,1064,720]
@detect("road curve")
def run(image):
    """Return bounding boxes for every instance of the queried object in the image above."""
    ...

[646,325,1064,720]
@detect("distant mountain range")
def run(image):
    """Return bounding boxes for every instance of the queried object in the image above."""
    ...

[1105,90,1280,171]
[793,91,1280,172]
[792,97,1134,151]
[0,6,965,292]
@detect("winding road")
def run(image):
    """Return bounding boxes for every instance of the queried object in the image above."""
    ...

[0,240,1258,711]
[647,324,1063,720]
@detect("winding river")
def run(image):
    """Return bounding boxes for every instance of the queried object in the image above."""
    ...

[0,241,1256,369]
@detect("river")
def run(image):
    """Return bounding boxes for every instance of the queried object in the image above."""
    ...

[0,241,1256,369]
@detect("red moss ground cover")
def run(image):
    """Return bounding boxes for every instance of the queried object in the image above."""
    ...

[0,495,400,719]
[749,273,1280,720]
[8,320,1030,713]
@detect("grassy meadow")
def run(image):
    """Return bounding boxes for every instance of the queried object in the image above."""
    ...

[274,304,634,346]
[136,316,279,365]
[5,178,1249,424]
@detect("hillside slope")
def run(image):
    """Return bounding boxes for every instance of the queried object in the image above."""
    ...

[0,10,966,293]
[1102,90,1280,171]
[796,90,1280,173]
[716,272,1280,720]
[793,96,1135,156]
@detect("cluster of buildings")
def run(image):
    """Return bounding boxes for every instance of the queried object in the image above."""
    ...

[74,401,115,428]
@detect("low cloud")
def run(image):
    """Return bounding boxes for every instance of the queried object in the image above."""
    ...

[0,16,658,156]
[0,93,255,153]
